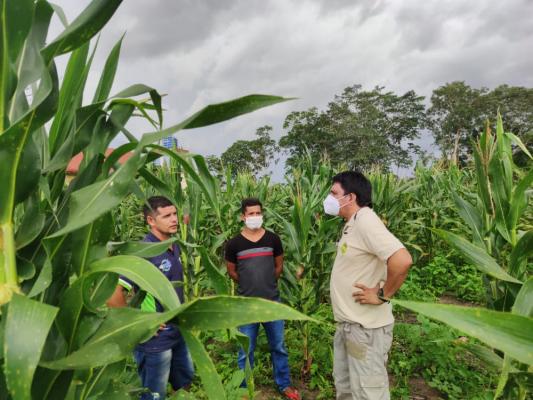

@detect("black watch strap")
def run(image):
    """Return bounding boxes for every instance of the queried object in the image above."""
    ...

[378,288,390,304]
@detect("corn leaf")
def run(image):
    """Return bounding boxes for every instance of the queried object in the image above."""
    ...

[41,0,122,62]
[175,296,314,331]
[108,238,178,258]
[451,192,484,247]
[4,294,58,400]
[508,168,533,233]
[93,35,124,103]
[512,277,533,318]
[199,248,229,295]
[505,131,532,160]
[180,329,226,400]
[433,229,521,283]
[40,307,179,370]
[394,300,533,366]
[87,255,181,309]
[140,94,293,146]
[510,231,533,278]
[46,150,143,238]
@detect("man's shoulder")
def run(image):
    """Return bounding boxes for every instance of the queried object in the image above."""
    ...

[142,232,158,242]
[357,207,383,225]
[264,229,280,240]
[227,233,243,245]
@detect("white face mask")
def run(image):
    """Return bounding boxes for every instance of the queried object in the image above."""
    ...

[245,215,263,230]
[323,194,348,216]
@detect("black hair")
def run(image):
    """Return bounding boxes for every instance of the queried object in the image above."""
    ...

[332,171,372,208]
[143,196,174,222]
[241,197,263,214]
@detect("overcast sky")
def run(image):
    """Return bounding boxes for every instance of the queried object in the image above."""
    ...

[50,0,533,176]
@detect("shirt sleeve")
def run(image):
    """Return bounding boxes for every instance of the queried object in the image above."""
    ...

[225,238,237,263]
[272,233,284,257]
[118,276,137,292]
[361,213,404,262]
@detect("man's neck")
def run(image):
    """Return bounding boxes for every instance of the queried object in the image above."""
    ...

[150,228,170,242]
[341,204,361,221]
[242,227,265,238]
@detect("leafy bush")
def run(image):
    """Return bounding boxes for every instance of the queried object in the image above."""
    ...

[390,317,497,399]
[398,254,485,303]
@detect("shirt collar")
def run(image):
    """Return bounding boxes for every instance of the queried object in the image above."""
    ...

[145,232,160,242]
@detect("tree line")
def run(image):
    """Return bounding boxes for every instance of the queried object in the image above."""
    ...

[207,81,533,176]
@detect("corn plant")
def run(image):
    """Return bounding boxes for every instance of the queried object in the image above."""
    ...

[267,154,339,377]
[396,115,532,399]
[0,2,312,400]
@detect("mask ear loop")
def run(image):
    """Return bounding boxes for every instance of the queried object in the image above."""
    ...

[337,193,351,210]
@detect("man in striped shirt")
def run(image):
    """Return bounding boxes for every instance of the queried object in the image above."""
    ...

[225,198,300,400]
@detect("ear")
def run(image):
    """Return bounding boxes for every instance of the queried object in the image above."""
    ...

[240,214,246,222]
[146,214,155,227]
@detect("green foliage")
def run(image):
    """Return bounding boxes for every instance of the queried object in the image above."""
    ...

[2,3,529,399]
[397,254,485,303]
[390,317,497,399]
[428,81,533,165]
[111,145,526,399]
[279,85,428,171]
[397,116,533,399]
[208,125,280,177]
[0,1,297,399]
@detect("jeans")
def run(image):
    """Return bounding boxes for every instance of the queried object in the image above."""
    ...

[238,319,292,391]
[133,337,194,400]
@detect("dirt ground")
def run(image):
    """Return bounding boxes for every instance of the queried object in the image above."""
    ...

[252,377,443,399]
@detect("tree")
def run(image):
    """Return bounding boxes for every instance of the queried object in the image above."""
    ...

[210,125,279,177]
[428,82,533,165]
[279,85,428,171]
[483,85,533,167]
[428,82,486,165]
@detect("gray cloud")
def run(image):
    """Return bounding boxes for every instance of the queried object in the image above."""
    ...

[51,0,533,179]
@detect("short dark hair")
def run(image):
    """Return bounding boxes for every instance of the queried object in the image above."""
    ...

[241,197,262,214]
[332,171,372,208]
[143,196,174,222]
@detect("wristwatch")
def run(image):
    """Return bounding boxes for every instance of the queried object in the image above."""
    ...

[378,288,390,304]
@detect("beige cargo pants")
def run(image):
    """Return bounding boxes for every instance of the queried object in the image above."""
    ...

[333,322,394,400]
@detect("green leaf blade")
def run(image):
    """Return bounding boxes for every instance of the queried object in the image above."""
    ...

[4,294,58,400]
[394,300,533,366]
[87,255,181,310]
[41,0,122,62]
[434,229,521,283]
[40,307,176,370]
[176,296,314,331]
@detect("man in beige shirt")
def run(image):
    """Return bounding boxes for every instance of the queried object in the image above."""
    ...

[324,171,412,400]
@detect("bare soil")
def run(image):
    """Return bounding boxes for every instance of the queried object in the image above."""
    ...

[407,377,443,400]
[438,294,478,307]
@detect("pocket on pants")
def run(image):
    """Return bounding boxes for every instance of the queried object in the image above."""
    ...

[348,324,371,345]
[346,325,370,360]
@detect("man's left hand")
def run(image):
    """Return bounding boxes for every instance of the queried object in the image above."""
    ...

[352,283,383,305]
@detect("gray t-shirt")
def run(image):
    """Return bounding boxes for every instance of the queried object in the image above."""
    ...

[225,230,283,300]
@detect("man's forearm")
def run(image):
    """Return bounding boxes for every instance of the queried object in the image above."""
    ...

[383,248,412,298]
[274,256,283,279]
[382,269,409,298]
[226,262,239,282]
[228,271,239,282]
